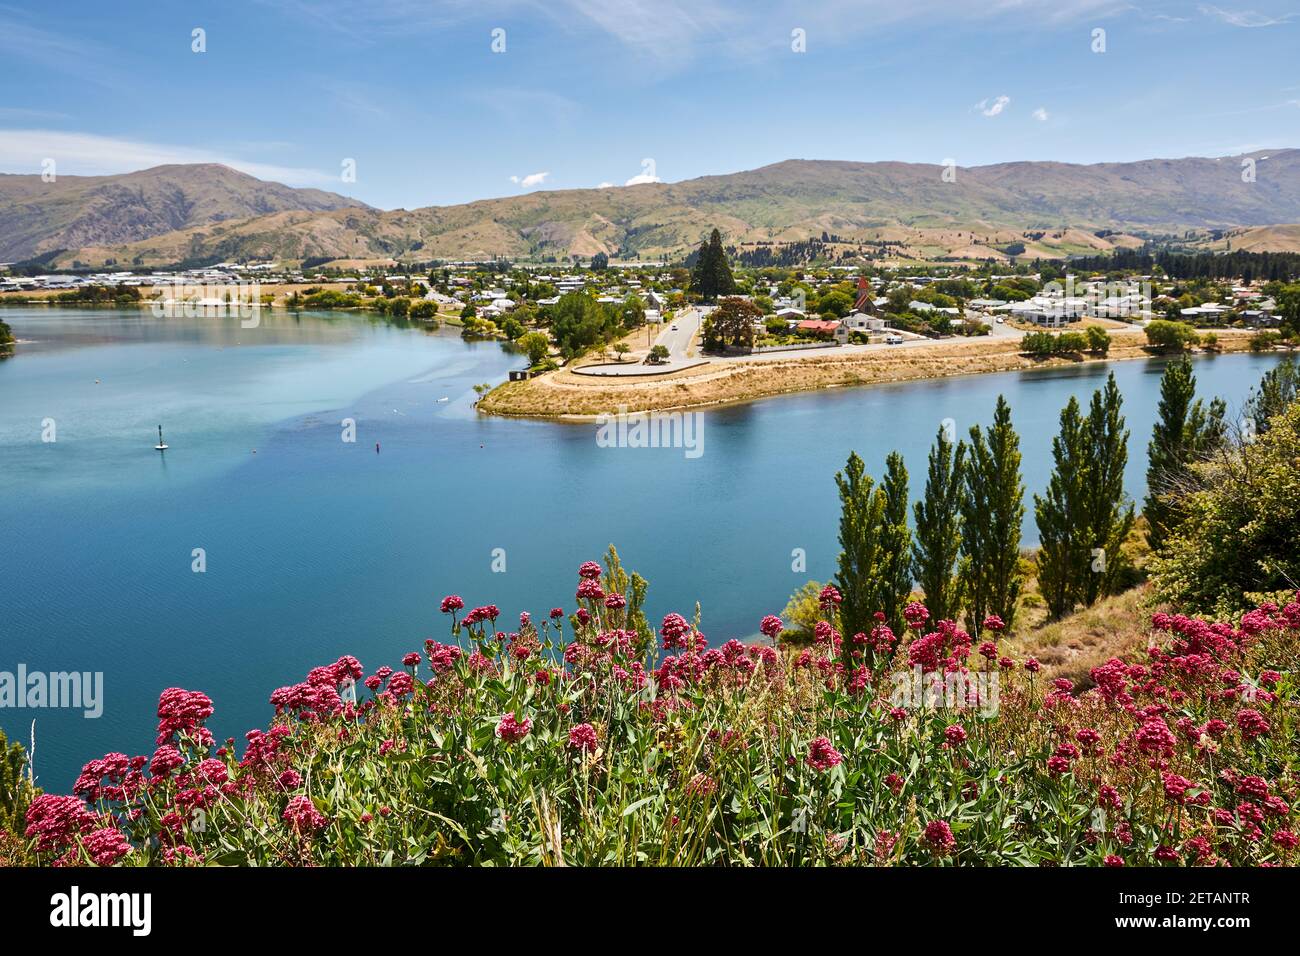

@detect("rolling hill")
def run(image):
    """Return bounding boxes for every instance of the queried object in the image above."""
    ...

[14,150,1300,268]
[0,164,369,263]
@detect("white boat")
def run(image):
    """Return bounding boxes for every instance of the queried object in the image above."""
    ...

[155,425,169,451]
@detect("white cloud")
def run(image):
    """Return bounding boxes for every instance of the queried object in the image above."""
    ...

[267,1,1134,70]
[625,172,661,185]
[1198,5,1297,27]
[466,89,580,127]
[509,171,550,187]
[0,107,72,122]
[322,82,393,121]
[1032,107,1050,121]
[977,95,1011,117]
[548,0,740,66]
[0,12,121,88]
[596,182,616,188]
[0,129,335,187]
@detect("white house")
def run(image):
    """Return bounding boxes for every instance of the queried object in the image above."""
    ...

[1179,303,1233,322]
[842,311,886,332]
[1007,296,1088,328]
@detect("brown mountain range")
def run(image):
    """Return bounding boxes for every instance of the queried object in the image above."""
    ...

[0,163,369,263]
[8,150,1300,268]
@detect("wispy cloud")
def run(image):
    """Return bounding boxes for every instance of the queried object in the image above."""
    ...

[546,0,741,66]
[977,95,1011,117]
[1200,98,1300,117]
[260,0,1137,69]
[0,129,335,187]
[0,107,72,122]
[1032,107,1050,121]
[255,0,485,35]
[0,10,122,88]
[1198,5,1298,27]
[509,171,550,187]
[322,82,393,121]
[464,88,580,128]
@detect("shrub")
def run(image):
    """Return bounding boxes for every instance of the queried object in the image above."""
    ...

[1150,401,1300,616]
[1250,330,1282,353]
[1086,325,1111,355]
[1021,330,1090,357]
[516,331,550,367]
[1145,320,1200,353]
[778,580,826,642]
[303,290,363,309]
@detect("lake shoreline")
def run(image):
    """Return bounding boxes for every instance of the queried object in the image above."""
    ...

[479,330,1266,421]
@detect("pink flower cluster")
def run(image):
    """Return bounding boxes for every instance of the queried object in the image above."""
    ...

[806,737,842,772]
[269,656,362,721]
[496,712,533,743]
[283,795,329,834]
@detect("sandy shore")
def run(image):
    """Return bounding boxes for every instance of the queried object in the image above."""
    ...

[478,330,1259,420]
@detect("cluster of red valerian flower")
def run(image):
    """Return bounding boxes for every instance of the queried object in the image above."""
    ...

[924,820,955,853]
[496,712,533,743]
[567,722,599,753]
[156,688,216,747]
[19,563,1298,869]
[659,612,694,651]
[806,737,843,772]
[282,795,329,834]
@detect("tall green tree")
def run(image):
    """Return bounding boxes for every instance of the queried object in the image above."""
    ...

[689,228,735,301]
[834,452,888,642]
[959,396,1025,636]
[1034,397,1090,621]
[912,426,966,623]
[1080,373,1136,606]
[1145,357,1228,551]
[1246,355,1299,436]
[879,451,913,635]
[550,291,615,358]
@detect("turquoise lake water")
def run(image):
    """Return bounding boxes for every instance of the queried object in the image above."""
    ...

[0,307,1282,789]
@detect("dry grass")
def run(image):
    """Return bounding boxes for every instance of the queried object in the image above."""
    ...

[479,329,1256,419]
[1011,519,1160,686]
[1017,585,1158,689]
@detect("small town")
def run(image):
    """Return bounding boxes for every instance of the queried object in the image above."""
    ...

[4,241,1293,380]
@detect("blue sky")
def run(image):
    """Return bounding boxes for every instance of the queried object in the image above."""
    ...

[1,0,1297,210]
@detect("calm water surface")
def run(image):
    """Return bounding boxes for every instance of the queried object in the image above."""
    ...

[0,307,1281,788]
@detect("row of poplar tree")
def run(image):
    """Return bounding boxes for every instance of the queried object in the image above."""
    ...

[834,358,1248,638]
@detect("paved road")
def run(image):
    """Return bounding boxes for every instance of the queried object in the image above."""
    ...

[569,307,711,377]
[654,306,706,358]
[983,316,1026,341]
